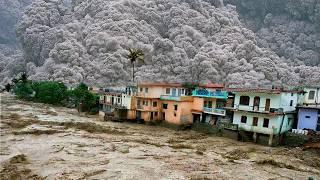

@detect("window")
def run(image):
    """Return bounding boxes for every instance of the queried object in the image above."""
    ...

[145,88,148,93]
[239,96,250,105]
[166,88,170,94]
[174,112,177,117]
[308,91,315,100]
[263,118,269,128]
[145,101,148,106]
[140,87,143,92]
[181,89,185,95]
[253,117,258,126]
[162,103,168,109]
[204,101,208,107]
[153,101,157,107]
[241,116,247,123]
[290,100,293,106]
[208,101,212,108]
[291,93,294,96]
[117,98,121,103]
[137,100,141,106]
[174,105,178,111]
[305,116,311,118]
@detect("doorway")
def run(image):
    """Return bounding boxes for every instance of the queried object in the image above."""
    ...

[193,114,201,123]
[265,99,270,112]
[253,96,260,111]
[150,112,154,120]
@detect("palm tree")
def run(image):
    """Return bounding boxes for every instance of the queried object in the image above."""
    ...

[127,48,144,82]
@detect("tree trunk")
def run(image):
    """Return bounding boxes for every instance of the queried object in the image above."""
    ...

[132,62,135,82]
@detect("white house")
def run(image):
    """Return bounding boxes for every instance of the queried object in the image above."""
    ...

[99,86,137,120]
[227,88,301,145]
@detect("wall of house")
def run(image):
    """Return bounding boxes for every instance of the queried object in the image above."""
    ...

[233,111,293,134]
[298,108,319,130]
[137,85,187,98]
[302,88,320,104]
[234,92,298,112]
[192,97,204,112]
[161,100,193,125]
[280,93,298,112]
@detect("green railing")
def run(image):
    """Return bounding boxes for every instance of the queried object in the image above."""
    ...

[192,89,228,99]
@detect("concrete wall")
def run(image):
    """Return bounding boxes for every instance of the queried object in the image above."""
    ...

[302,87,320,104]
[234,92,298,112]
[161,100,193,125]
[298,108,319,130]
[233,111,294,135]
[192,97,204,112]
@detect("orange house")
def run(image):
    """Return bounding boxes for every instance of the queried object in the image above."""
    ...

[135,83,226,125]
[136,83,193,125]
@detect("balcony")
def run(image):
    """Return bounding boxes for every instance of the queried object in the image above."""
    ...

[160,95,193,101]
[192,89,228,99]
[203,107,226,116]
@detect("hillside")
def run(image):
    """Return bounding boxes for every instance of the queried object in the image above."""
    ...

[1,0,320,87]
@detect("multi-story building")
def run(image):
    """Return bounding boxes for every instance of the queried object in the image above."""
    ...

[99,86,136,120]
[136,83,195,125]
[296,87,320,131]
[191,84,227,125]
[227,88,301,145]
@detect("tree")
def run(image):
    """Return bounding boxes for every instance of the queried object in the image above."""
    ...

[127,48,144,82]
[5,83,11,92]
[69,83,98,113]
[14,82,33,100]
[32,81,68,105]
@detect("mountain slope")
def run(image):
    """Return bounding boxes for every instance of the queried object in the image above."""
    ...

[3,0,320,87]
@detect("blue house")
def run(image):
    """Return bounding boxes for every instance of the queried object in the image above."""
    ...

[297,87,320,131]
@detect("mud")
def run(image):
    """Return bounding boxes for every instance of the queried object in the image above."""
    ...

[0,93,319,179]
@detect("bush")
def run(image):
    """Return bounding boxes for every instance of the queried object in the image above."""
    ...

[32,81,67,105]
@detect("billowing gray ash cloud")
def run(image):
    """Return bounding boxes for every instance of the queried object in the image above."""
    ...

[1,0,319,87]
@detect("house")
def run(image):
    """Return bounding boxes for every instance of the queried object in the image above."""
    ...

[99,86,137,120]
[191,84,227,125]
[296,87,320,131]
[227,88,301,146]
[136,83,194,125]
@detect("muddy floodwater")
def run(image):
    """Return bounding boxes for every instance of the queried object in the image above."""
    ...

[0,93,319,179]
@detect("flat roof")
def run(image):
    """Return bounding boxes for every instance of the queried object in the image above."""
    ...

[224,88,303,94]
[138,82,224,88]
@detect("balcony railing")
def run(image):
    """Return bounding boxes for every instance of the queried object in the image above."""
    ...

[203,107,226,116]
[192,89,228,99]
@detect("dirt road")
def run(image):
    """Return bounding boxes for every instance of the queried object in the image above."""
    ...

[1,93,319,179]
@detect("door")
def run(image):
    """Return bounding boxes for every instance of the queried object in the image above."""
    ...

[150,112,154,120]
[253,96,260,111]
[162,112,166,120]
[136,111,141,119]
[265,99,270,112]
[111,96,114,105]
[193,114,201,123]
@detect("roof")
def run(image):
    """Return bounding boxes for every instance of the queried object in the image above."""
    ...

[298,105,320,110]
[224,88,303,94]
[138,82,224,88]
[138,82,183,87]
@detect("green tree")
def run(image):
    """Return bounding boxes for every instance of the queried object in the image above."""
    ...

[127,48,144,82]
[14,82,34,100]
[32,81,68,105]
[69,83,98,113]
